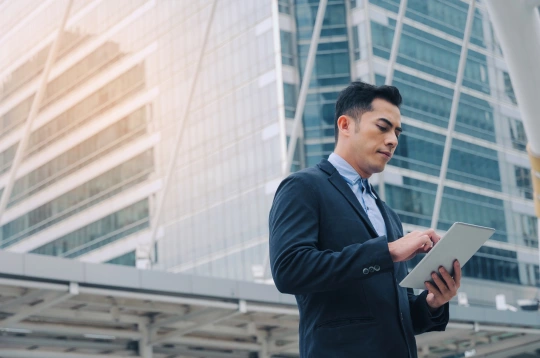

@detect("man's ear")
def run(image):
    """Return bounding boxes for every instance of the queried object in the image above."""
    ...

[337,115,352,138]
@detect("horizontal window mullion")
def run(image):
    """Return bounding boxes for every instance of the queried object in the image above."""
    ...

[27,78,145,156]
[63,217,149,258]
[8,124,147,206]
[0,153,153,248]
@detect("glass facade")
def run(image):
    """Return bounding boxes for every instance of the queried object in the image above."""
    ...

[0,0,156,265]
[106,250,136,266]
[360,0,535,288]
[31,200,149,259]
[279,0,537,290]
[1,0,282,280]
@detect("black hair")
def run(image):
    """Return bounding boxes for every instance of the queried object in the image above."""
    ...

[334,81,402,144]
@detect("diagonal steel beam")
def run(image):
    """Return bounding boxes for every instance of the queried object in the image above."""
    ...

[0,282,78,325]
[283,0,328,176]
[378,0,407,201]
[150,300,247,345]
[146,0,218,267]
[8,321,140,339]
[0,350,134,358]
[148,307,213,330]
[269,340,299,355]
[150,310,242,345]
[0,336,127,352]
[0,0,73,222]
[0,290,46,312]
[430,0,476,229]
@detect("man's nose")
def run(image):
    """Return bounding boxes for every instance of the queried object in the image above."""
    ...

[386,133,398,148]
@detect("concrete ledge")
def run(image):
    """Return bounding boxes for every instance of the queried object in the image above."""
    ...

[0,250,295,307]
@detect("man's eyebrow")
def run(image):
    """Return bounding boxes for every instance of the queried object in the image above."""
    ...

[378,117,403,132]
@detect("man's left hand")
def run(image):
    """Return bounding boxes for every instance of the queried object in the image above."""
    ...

[425,260,461,310]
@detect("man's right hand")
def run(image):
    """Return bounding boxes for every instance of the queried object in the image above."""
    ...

[388,229,440,262]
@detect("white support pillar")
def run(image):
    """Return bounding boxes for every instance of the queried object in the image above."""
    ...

[430,0,476,229]
[0,0,73,223]
[138,324,153,358]
[484,0,540,268]
[258,331,271,358]
[283,0,328,176]
[379,0,407,202]
[146,0,218,267]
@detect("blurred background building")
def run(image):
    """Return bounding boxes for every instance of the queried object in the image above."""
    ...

[0,0,539,357]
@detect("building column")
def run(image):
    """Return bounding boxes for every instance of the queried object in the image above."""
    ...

[138,324,153,358]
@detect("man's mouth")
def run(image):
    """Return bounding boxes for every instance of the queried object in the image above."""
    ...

[378,151,392,159]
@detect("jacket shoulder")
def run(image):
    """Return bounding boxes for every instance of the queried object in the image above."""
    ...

[272,166,327,197]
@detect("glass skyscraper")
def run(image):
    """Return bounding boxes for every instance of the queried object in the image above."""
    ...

[0,0,158,263]
[1,0,537,304]
[0,0,283,282]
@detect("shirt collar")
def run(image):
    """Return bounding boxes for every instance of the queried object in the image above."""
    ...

[327,153,378,199]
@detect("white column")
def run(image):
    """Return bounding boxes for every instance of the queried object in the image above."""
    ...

[138,324,153,358]
[484,0,540,155]
[430,0,476,229]
[484,0,540,285]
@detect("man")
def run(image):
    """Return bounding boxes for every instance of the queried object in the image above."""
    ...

[269,82,460,357]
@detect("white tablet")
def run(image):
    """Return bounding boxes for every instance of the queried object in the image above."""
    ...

[399,222,495,289]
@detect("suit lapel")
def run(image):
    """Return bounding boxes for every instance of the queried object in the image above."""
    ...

[319,160,379,238]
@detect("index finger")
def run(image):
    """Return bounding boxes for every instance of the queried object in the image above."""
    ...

[453,260,461,286]
[423,229,440,245]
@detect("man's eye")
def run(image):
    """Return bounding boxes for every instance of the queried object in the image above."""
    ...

[377,125,387,131]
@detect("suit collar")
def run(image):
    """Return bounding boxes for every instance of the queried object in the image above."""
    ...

[319,159,379,238]
[318,159,398,242]
[317,159,337,176]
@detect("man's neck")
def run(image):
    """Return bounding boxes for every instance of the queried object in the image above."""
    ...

[332,149,371,179]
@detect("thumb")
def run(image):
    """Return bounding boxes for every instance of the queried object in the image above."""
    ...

[426,292,435,303]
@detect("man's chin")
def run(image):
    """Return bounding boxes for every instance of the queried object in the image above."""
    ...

[365,166,385,177]
[372,164,386,174]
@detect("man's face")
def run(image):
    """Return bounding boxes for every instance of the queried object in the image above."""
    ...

[345,98,402,178]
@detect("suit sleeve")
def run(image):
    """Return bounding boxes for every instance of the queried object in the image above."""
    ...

[408,289,449,335]
[269,174,394,295]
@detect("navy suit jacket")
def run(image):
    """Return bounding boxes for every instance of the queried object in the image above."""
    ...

[269,159,449,358]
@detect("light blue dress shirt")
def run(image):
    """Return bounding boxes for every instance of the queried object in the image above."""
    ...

[328,153,387,238]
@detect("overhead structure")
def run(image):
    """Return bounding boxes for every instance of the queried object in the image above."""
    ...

[2,250,540,357]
